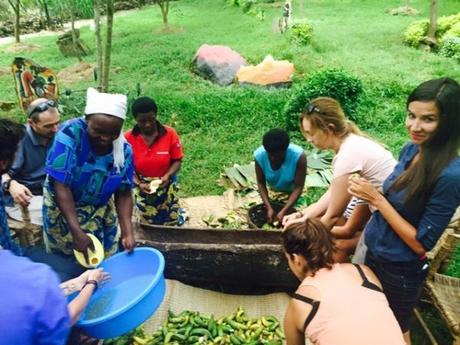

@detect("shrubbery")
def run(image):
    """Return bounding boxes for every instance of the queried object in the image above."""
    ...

[443,22,460,41]
[227,0,265,20]
[241,0,255,13]
[290,21,313,45]
[438,13,460,35]
[403,20,429,48]
[284,68,363,130]
[403,13,460,63]
[439,37,460,61]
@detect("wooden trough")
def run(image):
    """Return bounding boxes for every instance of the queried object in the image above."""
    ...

[135,223,298,295]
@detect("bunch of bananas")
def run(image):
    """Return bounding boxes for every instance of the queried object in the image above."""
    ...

[132,307,284,345]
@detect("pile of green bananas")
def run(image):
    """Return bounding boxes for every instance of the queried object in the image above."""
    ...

[132,307,284,345]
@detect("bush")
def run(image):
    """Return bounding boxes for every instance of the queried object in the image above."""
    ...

[247,7,265,21]
[290,21,314,46]
[443,22,460,41]
[404,13,460,49]
[241,0,255,13]
[437,13,460,35]
[403,19,429,48]
[228,0,240,6]
[284,68,363,130]
[439,37,460,61]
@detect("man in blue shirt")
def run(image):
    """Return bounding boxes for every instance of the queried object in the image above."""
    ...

[2,98,60,225]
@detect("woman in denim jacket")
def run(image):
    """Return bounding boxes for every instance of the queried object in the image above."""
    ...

[349,77,460,344]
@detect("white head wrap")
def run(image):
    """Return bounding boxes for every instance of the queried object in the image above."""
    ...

[84,87,127,173]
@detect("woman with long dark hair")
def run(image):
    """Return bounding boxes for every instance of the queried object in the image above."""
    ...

[349,77,460,344]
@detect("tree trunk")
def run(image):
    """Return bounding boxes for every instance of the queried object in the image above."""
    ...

[70,0,82,62]
[43,1,52,29]
[159,0,169,25]
[427,0,438,47]
[102,0,114,92]
[299,0,304,18]
[93,0,103,90]
[8,0,21,43]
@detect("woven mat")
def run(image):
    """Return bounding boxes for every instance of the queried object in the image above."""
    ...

[144,279,290,333]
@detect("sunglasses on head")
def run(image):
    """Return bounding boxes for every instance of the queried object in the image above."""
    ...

[27,100,57,118]
[305,103,322,114]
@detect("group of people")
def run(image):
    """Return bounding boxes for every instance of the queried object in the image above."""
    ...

[256,77,460,345]
[0,76,459,345]
[0,87,184,344]
[2,88,184,259]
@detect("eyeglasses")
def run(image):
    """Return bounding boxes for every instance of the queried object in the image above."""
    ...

[305,103,322,114]
[27,100,57,118]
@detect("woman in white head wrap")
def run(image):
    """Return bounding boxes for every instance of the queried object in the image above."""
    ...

[42,88,136,265]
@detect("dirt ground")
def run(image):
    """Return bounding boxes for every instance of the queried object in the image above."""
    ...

[57,61,95,85]
[4,42,41,53]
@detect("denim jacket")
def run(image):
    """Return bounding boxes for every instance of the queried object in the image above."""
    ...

[365,143,460,262]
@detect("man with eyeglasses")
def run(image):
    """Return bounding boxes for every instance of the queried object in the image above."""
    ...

[2,98,60,226]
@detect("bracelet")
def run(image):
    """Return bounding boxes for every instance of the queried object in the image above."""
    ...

[83,280,98,293]
[2,179,13,192]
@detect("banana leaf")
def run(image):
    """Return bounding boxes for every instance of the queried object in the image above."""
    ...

[235,163,257,186]
[224,167,244,189]
[318,169,333,185]
[306,172,330,188]
[231,166,250,188]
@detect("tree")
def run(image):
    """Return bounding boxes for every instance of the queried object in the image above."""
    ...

[102,0,114,91]
[34,0,52,29]
[93,0,114,92]
[7,0,21,43]
[69,0,82,62]
[155,0,170,25]
[427,0,438,47]
[93,0,103,89]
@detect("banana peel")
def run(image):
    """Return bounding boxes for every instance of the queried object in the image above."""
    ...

[147,179,162,194]
[73,234,104,268]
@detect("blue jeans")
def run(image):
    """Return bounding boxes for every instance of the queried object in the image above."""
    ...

[365,251,429,332]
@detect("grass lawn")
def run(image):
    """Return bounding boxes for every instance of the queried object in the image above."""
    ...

[1,0,459,342]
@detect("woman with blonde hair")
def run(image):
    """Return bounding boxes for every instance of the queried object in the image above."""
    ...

[283,97,396,261]
[282,218,405,345]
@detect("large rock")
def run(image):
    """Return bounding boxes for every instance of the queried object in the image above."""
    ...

[56,29,90,58]
[236,55,294,88]
[192,44,247,86]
